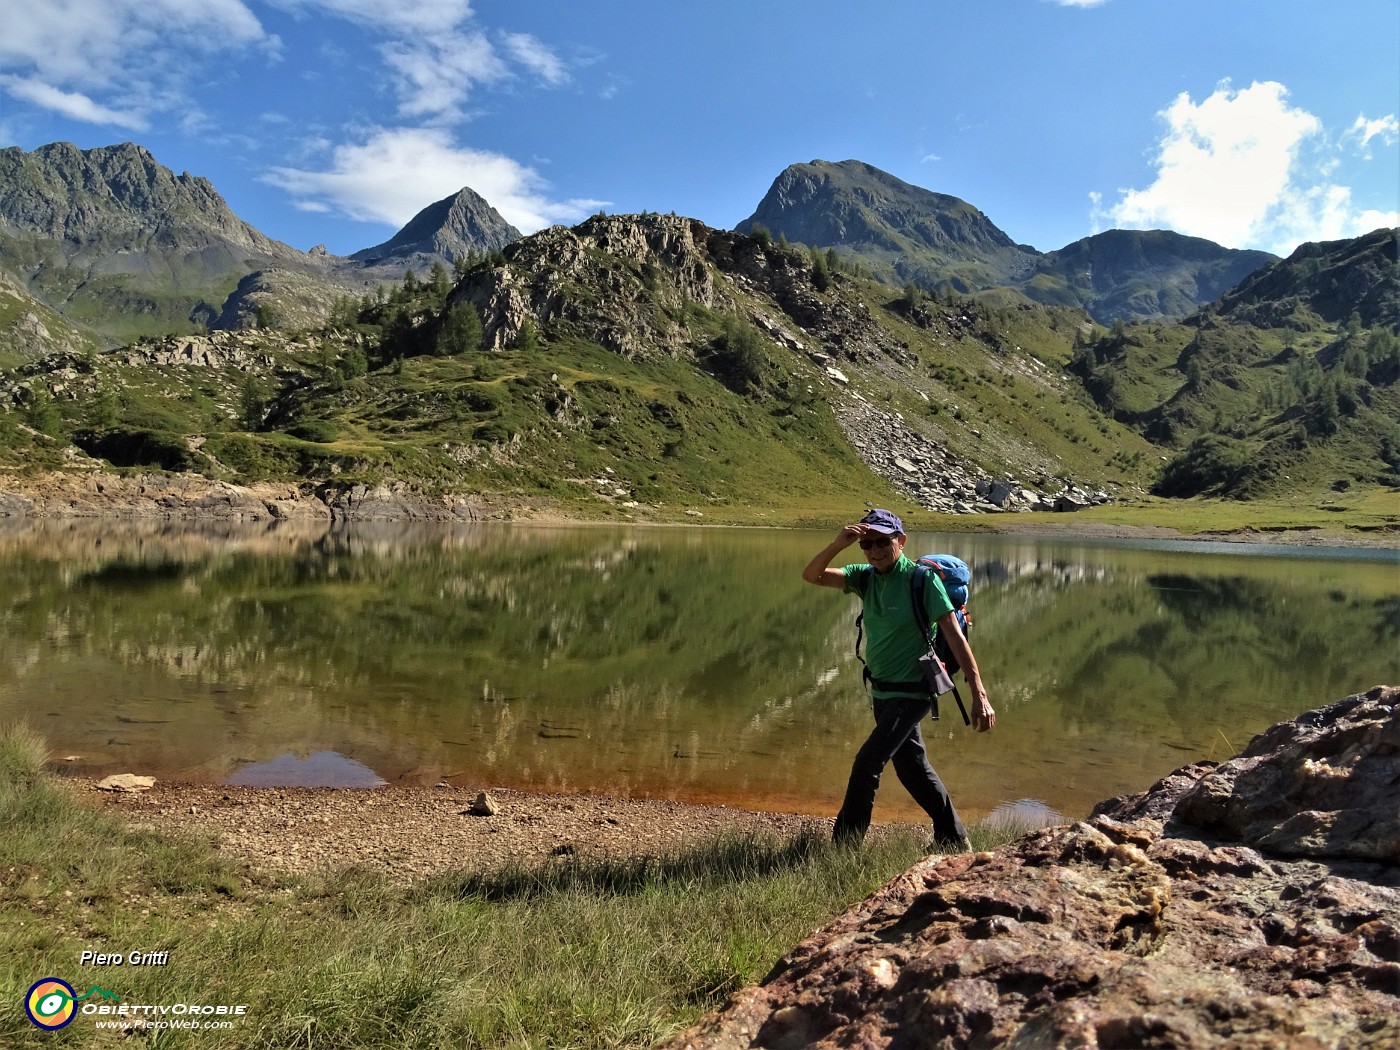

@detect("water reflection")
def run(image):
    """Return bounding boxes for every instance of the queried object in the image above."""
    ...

[983,798,1066,834]
[0,519,1395,823]
[226,751,388,788]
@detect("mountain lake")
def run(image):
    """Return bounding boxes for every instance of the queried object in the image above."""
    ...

[1,518,1395,827]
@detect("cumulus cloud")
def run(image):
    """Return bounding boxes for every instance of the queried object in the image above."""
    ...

[263,127,608,233]
[1096,81,1399,254]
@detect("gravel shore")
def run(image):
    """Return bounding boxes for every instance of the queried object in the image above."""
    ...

[84,779,834,883]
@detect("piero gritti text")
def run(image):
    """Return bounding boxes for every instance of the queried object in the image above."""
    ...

[80,950,170,966]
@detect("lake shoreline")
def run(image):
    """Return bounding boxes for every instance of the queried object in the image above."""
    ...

[81,777,867,883]
[0,467,1394,550]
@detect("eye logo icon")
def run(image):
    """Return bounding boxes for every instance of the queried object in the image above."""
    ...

[25,978,77,1030]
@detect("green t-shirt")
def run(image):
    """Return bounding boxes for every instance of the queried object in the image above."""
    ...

[844,555,954,699]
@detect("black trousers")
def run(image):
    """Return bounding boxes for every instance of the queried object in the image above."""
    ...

[833,694,967,845]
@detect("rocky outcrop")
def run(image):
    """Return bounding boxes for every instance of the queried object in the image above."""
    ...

[663,686,1400,1049]
[0,472,508,523]
[453,212,725,357]
[0,472,325,522]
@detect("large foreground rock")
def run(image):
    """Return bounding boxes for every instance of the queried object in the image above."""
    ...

[663,686,1400,1049]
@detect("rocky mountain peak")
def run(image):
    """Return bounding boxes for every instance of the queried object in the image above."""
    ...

[453,211,722,356]
[351,186,521,265]
[738,158,1039,291]
[0,142,292,257]
[741,159,1024,257]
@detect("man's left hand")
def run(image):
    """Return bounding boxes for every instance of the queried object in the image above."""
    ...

[971,694,995,732]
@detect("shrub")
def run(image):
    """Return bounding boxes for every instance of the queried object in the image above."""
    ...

[710,320,768,395]
[1152,434,1253,498]
[289,419,340,443]
[72,427,198,472]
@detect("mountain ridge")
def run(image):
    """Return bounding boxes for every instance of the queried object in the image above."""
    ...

[1021,228,1277,323]
[0,142,522,345]
[737,158,1039,292]
[737,158,1280,324]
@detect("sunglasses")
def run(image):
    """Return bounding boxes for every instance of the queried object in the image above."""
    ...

[858,536,893,550]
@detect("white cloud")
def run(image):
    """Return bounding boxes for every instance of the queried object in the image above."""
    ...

[1,0,572,133]
[502,33,569,86]
[274,0,475,36]
[1347,114,1399,154]
[272,4,566,122]
[383,33,509,122]
[0,75,148,130]
[1096,81,1399,254]
[0,0,267,128]
[263,127,607,233]
[1047,0,1112,7]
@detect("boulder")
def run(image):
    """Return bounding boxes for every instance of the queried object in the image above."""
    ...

[95,774,156,792]
[466,791,499,817]
[662,686,1400,1049]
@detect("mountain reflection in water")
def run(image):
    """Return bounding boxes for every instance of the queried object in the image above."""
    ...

[0,519,1394,822]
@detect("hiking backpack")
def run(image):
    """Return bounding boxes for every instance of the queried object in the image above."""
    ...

[852,554,974,725]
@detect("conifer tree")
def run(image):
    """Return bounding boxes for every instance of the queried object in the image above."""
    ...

[437,302,484,356]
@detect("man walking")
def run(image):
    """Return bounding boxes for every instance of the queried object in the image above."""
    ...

[802,509,994,848]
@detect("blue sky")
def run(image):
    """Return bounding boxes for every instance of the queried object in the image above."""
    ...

[2,0,1396,259]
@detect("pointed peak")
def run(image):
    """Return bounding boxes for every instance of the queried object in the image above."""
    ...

[350,186,521,266]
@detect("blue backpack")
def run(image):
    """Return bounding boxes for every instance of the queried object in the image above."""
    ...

[852,554,973,725]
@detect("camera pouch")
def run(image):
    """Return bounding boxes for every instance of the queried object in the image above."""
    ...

[918,649,955,696]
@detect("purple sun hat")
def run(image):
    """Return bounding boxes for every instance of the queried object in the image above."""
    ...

[859,508,904,535]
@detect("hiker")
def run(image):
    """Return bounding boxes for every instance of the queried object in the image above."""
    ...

[801,509,994,848]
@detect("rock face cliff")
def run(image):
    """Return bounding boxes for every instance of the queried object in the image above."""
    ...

[663,685,1400,1049]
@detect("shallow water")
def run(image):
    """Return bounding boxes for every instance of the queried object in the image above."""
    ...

[1,518,1394,825]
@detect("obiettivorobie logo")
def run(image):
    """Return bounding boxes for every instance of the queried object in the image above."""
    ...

[23,977,248,1031]
[24,979,121,1030]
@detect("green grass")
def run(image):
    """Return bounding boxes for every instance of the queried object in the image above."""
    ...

[1056,485,1400,537]
[0,727,1032,1049]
